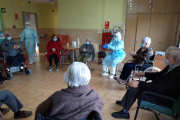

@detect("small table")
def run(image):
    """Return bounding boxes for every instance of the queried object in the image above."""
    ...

[62,45,79,63]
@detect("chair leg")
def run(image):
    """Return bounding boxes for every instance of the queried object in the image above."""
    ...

[134,105,140,120]
[0,111,5,120]
[139,107,160,120]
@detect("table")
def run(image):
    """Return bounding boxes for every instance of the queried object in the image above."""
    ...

[62,45,79,63]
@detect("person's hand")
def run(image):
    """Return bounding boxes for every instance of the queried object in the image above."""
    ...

[103,44,108,49]
[13,45,19,49]
[128,81,139,88]
[52,48,56,52]
[134,72,145,78]
[130,51,136,56]
[83,48,86,52]
[37,43,39,46]
[16,45,20,49]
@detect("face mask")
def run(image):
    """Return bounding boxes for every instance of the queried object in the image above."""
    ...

[140,43,144,48]
[53,38,57,42]
[114,37,118,41]
[86,42,90,45]
[164,59,171,65]
[7,37,12,40]
[26,26,30,29]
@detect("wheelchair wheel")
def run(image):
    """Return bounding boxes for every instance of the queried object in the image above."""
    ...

[0,65,4,73]
[144,67,161,73]
[6,72,13,80]
[25,69,32,75]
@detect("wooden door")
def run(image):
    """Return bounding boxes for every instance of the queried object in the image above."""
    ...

[149,14,165,52]
[124,15,138,61]
[127,0,140,14]
[135,14,151,51]
[139,0,152,13]
[152,0,166,13]
[166,0,180,13]
[161,14,179,51]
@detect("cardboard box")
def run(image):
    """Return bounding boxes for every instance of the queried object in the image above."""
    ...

[153,55,167,70]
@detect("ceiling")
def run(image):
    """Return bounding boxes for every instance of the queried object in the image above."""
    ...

[23,0,58,6]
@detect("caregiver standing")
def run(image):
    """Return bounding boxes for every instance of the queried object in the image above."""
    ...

[20,21,39,64]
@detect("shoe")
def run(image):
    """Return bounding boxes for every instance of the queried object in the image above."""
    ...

[114,77,127,85]
[102,72,108,76]
[1,108,10,115]
[109,74,114,79]
[14,111,32,119]
[111,110,130,119]
[116,100,121,105]
[56,68,59,72]
[49,67,52,72]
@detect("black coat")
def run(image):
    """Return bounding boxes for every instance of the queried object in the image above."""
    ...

[139,65,180,99]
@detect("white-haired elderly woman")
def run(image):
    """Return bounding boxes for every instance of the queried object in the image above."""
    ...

[112,46,180,119]
[76,37,94,63]
[35,62,104,120]
[102,32,126,79]
[114,37,153,84]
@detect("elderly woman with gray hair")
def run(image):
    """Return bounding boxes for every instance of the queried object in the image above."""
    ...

[76,37,94,63]
[114,37,153,84]
[35,62,104,120]
[112,46,180,119]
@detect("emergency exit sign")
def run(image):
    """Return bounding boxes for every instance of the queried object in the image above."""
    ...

[1,8,6,13]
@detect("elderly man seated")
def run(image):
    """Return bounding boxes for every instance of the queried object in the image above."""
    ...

[0,32,26,66]
[0,90,32,119]
[35,62,104,120]
[76,37,94,63]
[111,46,180,119]
[114,37,153,83]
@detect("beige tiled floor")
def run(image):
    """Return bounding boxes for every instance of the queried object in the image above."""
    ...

[0,54,173,120]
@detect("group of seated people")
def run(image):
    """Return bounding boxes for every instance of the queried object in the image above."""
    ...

[1,32,180,120]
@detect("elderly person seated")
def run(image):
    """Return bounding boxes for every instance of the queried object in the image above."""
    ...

[114,37,153,83]
[76,37,94,63]
[102,32,126,79]
[0,32,26,67]
[0,90,32,119]
[111,46,180,119]
[35,62,104,120]
[46,34,62,72]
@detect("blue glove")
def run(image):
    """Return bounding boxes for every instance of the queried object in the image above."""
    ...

[20,41,22,45]
[103,44,108,49]
[37,43,39,46]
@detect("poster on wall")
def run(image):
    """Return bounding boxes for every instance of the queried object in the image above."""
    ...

[0,11,4,32]
[14,14,18,20]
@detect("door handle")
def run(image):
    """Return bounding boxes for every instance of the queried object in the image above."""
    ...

[159,41,161,44]
[161,41,163,44]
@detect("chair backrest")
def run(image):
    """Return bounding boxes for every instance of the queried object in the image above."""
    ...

[58,35,70,45]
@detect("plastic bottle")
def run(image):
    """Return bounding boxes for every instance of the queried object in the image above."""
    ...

[77,38,80,47]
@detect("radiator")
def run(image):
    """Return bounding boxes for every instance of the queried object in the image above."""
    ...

[91,43,100,60]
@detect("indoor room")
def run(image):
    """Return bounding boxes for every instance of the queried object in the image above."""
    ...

[0,0,180,120]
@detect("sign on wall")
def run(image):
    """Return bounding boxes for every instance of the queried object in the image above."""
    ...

[105,21,109,29]
[1,8,6,13]
[0,11,4,32]
[14,14,19,20]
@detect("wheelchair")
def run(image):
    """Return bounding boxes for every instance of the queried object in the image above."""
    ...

[0,51,32,80]
[116,55,161,89]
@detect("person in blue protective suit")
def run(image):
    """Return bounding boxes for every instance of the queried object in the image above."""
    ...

[102,32,126,79]
[20,22,39,64]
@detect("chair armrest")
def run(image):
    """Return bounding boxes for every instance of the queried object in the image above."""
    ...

[145,60,154,64]
[138,91,180,105]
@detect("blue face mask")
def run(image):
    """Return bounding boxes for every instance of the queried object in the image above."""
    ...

[7,37,12,40]
[86,42,90,45]
[140,43,144,48]
[164,59,171,65]
[53,38,57,42]
[114,37,118,41]
[26,26,30,29]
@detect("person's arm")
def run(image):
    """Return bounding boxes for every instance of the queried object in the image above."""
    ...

[85,45,94,54]
[56,42,62,53]
[35,93,55,119]
[79,44,84,53]
[33,30,39,44]
[46,41,52,51]
[145,65,169,80]
[20,30,25,44]
[1,41,14,52]
[107,41,124,51]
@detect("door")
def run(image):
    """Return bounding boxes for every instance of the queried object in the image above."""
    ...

[149,14,165,52]
[135,14,151,51]
[127,0,140,14]
[124,15,138,61]
[166,0,180,13]
[161,14,179,51]
[139,0,152,13]
[152,0,166,13]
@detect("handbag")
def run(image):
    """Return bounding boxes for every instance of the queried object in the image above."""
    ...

[98,51,106,57]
